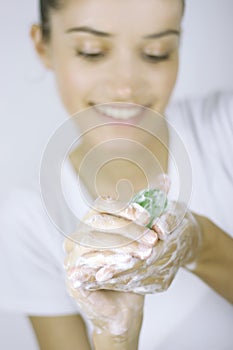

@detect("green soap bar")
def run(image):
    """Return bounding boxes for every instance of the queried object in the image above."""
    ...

[131,188,167,227]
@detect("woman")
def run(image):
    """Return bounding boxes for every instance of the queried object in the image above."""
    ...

[1,0,232,349]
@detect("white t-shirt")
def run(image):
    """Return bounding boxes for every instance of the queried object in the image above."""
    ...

[0,91,232,349]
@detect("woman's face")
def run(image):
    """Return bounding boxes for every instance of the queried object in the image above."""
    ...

[35,0,183,117]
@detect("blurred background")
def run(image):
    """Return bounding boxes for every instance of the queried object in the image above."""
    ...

[0,0,233,348]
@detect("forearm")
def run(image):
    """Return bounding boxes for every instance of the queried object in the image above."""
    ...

[93,331,140,350]
[186,214,233,303]
[92,313,143,350]
[29,315,92,350]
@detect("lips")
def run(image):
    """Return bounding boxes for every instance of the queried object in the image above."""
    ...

[94,103,145,122]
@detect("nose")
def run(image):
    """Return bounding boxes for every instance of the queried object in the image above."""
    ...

[106,53,147,103]
[111,62,137,101]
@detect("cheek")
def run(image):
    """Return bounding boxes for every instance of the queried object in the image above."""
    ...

[53,61,95,114]
[166,59,179,90]
[150,58,179,110]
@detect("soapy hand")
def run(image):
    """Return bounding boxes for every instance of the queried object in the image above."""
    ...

[64,176,169,286]
[64,208,158,287]
[64,213,146,342]
[64,199,202,294]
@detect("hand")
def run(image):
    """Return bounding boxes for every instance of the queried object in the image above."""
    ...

[64,206,159,285]
[64,212,146,340]
[64,201,202,294]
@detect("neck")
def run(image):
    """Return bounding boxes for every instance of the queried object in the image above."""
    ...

[69,121,169,200]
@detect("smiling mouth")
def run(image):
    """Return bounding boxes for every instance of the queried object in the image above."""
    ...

[94,104,145,121]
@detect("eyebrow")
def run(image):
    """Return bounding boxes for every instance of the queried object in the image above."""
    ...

[65,26,180,39]
[66,26,113,37]
[143,29,180,39]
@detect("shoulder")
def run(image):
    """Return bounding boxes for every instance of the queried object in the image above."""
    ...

[1,186,45,230]
[0,186,64,263]
[166,91,233,155]
[1,186,45,218]
[166,90,233,128]
[0,186,79,314]
[1,186,51,228]
[166,92,233,233]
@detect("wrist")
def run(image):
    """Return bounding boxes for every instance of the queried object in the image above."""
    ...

[184,214,214,272]
[184,214,233,303]
[93,331,139,350]
[182,212,203,269]
[92,312,143,350]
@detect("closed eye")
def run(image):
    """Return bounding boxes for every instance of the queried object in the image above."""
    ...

[76,51,105,60]
[143,53,170,63]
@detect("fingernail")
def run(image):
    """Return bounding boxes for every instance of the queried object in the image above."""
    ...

[151,221,168,240]
[134,245,152,260]
[140,231,158,245]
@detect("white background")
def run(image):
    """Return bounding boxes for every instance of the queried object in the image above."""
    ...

[0,0,233,349]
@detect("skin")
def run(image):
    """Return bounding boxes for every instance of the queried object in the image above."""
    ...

[30,1,183,347]
[29,315,91,350]
[32,0,181,153]
[35,0,182,116]
[30,0,233,349]
[64,201,202,294]
[32,0,182,199]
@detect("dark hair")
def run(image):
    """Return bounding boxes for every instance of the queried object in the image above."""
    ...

[40,0,62,40]
[40,0,185,41]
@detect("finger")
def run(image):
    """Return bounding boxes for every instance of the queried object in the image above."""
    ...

[79,251,138,282]
[80,250,134,268]
[94,197,151,226]
[137,229,158,247]
[144,238,178,267]
[79,262,148,292]
[74,257,142,288]
[118,202,151,226]
[67,250,137,286]
[132,281,166,294]
[80,213,151,244]
[95,265,114,282]
[67,265,98,287]
[95,254,139,282]
[64,243,93,271]
[94,259,144,287]
[77,228,157,261]
[84,270,151,293]
[95,240,176,286]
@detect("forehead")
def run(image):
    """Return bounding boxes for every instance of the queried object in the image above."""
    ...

[51,0,183,36]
